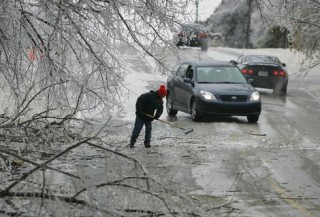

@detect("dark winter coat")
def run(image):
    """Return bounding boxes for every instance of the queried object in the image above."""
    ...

[135,90,164,122]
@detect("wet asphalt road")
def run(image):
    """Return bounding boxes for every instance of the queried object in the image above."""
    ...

[122,47,320,216]
[187,88,320,217]
[162,48,320,216]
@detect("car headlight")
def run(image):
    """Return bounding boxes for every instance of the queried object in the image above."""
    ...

[200,91,217,101]
[250,91,260,101]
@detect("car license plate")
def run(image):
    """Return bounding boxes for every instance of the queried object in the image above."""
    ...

[258,71,268,76]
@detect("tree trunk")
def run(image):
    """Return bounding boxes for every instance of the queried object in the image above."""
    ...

[245,0,252,48]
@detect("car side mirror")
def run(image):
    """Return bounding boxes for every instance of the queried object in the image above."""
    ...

[282,63,286,67]
[183,78,194,86]
[247,78,254,84]
[230,60,237,65]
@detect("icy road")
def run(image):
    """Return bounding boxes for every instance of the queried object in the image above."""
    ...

[118,47,320,217]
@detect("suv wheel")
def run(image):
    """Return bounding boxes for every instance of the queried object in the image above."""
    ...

[191,99,202,121]
[166,94,178,116]
[200,38,208,51]
[176,40,184,47]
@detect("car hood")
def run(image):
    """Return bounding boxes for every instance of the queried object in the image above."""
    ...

[196,83,256,95]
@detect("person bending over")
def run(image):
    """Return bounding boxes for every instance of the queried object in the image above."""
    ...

[129,85,167,148]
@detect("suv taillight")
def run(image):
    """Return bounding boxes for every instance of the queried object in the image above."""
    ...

[198,33,208,38]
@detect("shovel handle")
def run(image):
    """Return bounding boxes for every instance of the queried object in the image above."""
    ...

[143,113,185,130]
[155,118,186,130]
[143,113,193,134]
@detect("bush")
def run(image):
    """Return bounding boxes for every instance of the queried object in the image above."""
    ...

[257,25,289,48]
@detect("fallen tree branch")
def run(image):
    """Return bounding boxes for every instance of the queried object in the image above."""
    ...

[0,137,92,195]
[0,191,122,216]
[0,148,80,179]
[86,141,148,176]
[1,191,86,204]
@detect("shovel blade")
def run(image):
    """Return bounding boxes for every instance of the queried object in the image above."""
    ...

[184,128,194,135]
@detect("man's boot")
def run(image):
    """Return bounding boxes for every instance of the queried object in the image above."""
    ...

[129,140,135,149]
[144,141,151,148]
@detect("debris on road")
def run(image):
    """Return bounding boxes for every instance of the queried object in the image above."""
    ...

[249,131,267,136]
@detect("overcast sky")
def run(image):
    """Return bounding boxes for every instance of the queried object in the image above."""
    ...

[188,0,222,21]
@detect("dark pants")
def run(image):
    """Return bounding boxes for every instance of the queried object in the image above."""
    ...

[130,116,152,146]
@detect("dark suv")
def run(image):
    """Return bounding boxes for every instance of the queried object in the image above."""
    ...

[166,61,261,122]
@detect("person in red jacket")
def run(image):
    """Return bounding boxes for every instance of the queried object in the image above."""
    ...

[129,85,167,148]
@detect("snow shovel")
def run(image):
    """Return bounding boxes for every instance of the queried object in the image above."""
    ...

[144,113,194,135]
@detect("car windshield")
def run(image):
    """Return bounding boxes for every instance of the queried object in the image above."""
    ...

[244,55,281,64]
[196,66,247,83]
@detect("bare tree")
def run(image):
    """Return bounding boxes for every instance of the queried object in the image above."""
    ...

[0,0,192,139]
[261,0,320,72]
[245,0,253,48]
[0,0,208,215]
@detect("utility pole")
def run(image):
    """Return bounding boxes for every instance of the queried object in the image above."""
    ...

[245,0,252,48]
[195,0,199,22]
